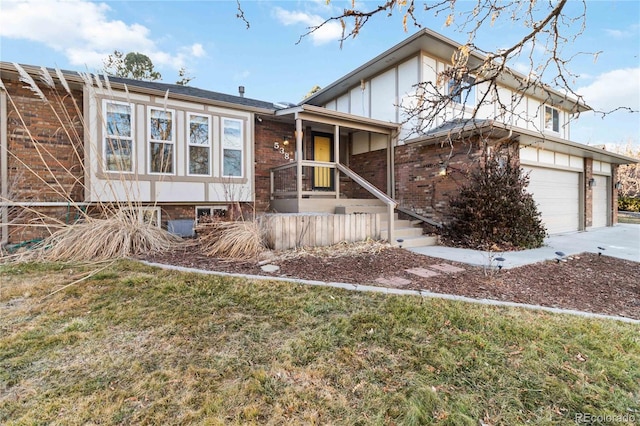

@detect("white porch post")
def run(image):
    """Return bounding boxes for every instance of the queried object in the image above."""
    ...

[334,125,340,199]
[296,117,303,202]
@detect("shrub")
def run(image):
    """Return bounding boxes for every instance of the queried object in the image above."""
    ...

[618,196,640,212]
[443,153,546,250]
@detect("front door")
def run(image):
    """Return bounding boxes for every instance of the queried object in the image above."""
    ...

[312,133,334,190]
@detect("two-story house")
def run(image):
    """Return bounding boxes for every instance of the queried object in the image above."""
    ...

[1,29,636,248]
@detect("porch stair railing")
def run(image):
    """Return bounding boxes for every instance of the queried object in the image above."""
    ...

[335,163,398,245]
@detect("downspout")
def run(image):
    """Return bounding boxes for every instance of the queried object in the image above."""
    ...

[1,90,8,246]
[334,124,340,199]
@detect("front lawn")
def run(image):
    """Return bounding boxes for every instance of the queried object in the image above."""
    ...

[1,261,639,425]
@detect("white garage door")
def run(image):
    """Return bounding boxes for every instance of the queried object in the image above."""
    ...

[592,175,609,228]
[523,166,581,234]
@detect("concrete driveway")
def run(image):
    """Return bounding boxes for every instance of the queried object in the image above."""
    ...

[410,224,640,269]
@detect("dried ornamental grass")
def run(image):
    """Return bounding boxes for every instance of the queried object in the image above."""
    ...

[13,215,183,263]
[196,220,265,260]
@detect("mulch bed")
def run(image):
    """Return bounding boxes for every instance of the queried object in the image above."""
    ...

[141,245,640,321]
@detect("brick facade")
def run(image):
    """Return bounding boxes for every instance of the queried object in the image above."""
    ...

[5,80,84,203]
[345,148,387,199]
[394,139,483,223]
[254,118,297,211]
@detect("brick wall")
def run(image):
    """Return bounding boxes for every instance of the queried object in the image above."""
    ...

[394,139,482,223]
[254,118,296,211]
[346,148,387,199]
[3,78,85,244]
[5,80,85,203]
[584,158,593,228]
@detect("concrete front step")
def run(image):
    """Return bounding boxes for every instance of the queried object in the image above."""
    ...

[335,204,388,215]
[395,235,439,248]
[381,225,423,240]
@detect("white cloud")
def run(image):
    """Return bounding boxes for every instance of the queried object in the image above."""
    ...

[273,7,343,45]
[577,68,640,112]
[0,0,204,71]
[190,43,206,58]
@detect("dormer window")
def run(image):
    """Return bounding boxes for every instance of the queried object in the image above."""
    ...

[544,106,560,133]
[448,75,476,105]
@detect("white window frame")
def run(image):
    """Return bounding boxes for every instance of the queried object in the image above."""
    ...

[543,105,560,133]
[221,117,244,178]
[148,106,176,175]
[448,74,476,106]
[102,100,135,173]
[195,205,228,224]
[187,113,212,177]
[118,206,161,227]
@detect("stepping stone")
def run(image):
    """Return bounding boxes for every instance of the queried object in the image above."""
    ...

[428,263,465,273]
[261,264,280,273]
[405,268,440,278]
[375,276,412,287]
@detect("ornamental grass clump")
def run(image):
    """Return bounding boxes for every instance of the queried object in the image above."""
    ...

[196,216,266,260]
[12,212,183,263]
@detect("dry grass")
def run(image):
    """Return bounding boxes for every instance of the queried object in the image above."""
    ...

[1,260,639,425]
[6,214,183,263]
[269,238,390,262]
[196,219,265,260]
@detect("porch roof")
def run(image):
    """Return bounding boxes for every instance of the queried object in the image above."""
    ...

[406,119,638,165]
[275,104,402,135]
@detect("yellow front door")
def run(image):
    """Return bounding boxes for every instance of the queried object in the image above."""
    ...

[313,135,332,189]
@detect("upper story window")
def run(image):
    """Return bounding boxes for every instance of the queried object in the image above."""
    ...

[222,118,243,177]
[544,106,560,133]
[148,107,175,174]
[448,75,476,106]
[103,100,134,173]
[187,113,211,176]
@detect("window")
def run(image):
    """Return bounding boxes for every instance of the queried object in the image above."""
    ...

[195,206,227,224]
[148,107,175,174]
[222,118,244,177]
[544,106,560,132]
[448,75,476,105]
[103,101,134,172]
[187,113,211,176]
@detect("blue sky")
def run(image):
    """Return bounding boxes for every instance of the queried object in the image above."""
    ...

[1,0,638,148]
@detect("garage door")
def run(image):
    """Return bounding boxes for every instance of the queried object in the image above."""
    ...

[592,175,609,228]
[523,166,581,234]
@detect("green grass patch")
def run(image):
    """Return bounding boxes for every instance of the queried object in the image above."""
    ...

[1,260,639,425]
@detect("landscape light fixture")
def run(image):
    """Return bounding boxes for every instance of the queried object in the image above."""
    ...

[597,246,606,257]
[555,251,566,263]
[495,257,505,270]
[397,238,404,249]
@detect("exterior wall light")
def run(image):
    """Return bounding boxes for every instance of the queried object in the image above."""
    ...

[587,177,595,188]
[438,163,447,176]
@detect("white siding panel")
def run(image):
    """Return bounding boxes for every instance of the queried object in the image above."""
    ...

[476,81,494,121]
[352,132,369,155]
[570,156,583,169]
[370,69,396,122]
[538,150,555,165]
[527,97,542,131]
[600,162,611,175]
[91,180,151,202]
[592,175,609,228]
[593,160,601,172]
[555,153,569,167]
[155,182,204,202]
[524,166,581,234]
[422,55,437,83]
[325,100,337,111]
[520,146,538,162]
[350,86,369,117]
[370,133,387,151]
[336,94,350,113]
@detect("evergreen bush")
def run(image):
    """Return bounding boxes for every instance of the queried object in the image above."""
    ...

[443,153,546,250]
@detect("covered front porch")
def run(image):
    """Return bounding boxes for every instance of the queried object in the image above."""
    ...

[268,104,399,211]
